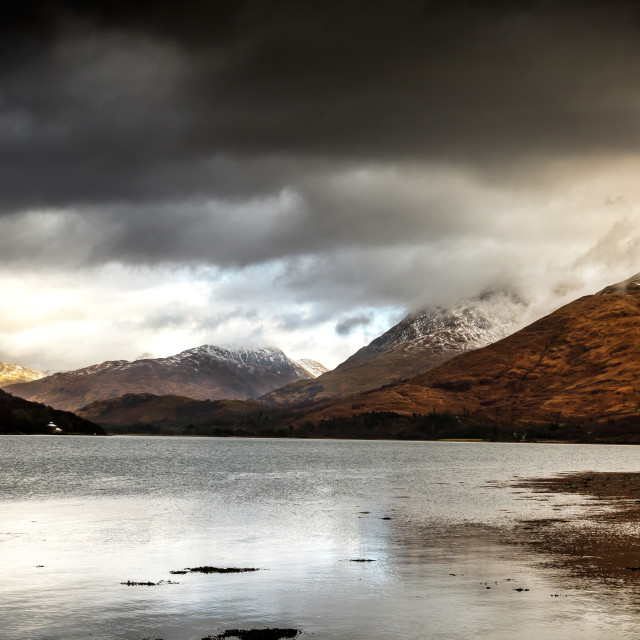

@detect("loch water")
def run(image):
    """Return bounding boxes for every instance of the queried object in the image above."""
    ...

[1,436,640,640]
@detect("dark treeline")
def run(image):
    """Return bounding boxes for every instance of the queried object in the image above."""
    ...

[98,409,565,441]
[101,407,640,443]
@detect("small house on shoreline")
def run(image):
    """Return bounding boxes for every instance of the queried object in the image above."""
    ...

[47,421,63,434]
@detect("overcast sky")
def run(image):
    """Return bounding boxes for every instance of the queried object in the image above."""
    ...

[3,0,640,370]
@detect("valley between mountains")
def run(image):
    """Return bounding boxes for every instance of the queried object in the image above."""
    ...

[5,273,640,441]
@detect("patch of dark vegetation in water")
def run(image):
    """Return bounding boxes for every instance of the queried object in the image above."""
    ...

[347,558,375,562]
[120,580,179,586]
[203,629,300,640]
[181,566,260,574]
[169,570,188,574]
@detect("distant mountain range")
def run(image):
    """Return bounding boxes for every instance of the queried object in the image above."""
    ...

[262,291,528,405]
[4,345,327,412]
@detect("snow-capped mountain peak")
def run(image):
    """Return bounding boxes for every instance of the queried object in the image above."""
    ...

[164,344,293,371]
[371,291,528,356]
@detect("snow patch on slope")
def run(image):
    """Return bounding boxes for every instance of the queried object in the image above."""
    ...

[296,358,330,377]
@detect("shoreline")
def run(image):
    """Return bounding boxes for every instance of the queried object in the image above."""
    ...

[5,431,640,445]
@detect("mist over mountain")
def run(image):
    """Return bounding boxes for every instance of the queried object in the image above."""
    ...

[263,291,529,405]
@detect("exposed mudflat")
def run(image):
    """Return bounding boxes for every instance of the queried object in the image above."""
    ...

[181,566,260,574]
[502,471,640,582]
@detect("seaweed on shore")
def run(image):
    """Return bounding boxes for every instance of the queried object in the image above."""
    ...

[347,558,375,562]
[203,629,299,640]
[120,579,179,586]
[176,566,260,574]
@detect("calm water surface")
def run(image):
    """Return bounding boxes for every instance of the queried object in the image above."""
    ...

[1,436,640,640]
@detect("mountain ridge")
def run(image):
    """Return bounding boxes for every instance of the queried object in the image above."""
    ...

[4,344,324,412]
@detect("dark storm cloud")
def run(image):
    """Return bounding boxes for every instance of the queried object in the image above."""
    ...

[2,0,640,218]
[78,167,492,268]
[335,315,372,336]
[6,0,640,370]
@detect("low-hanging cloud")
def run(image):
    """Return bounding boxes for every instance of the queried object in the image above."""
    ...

[335,315,372,336]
